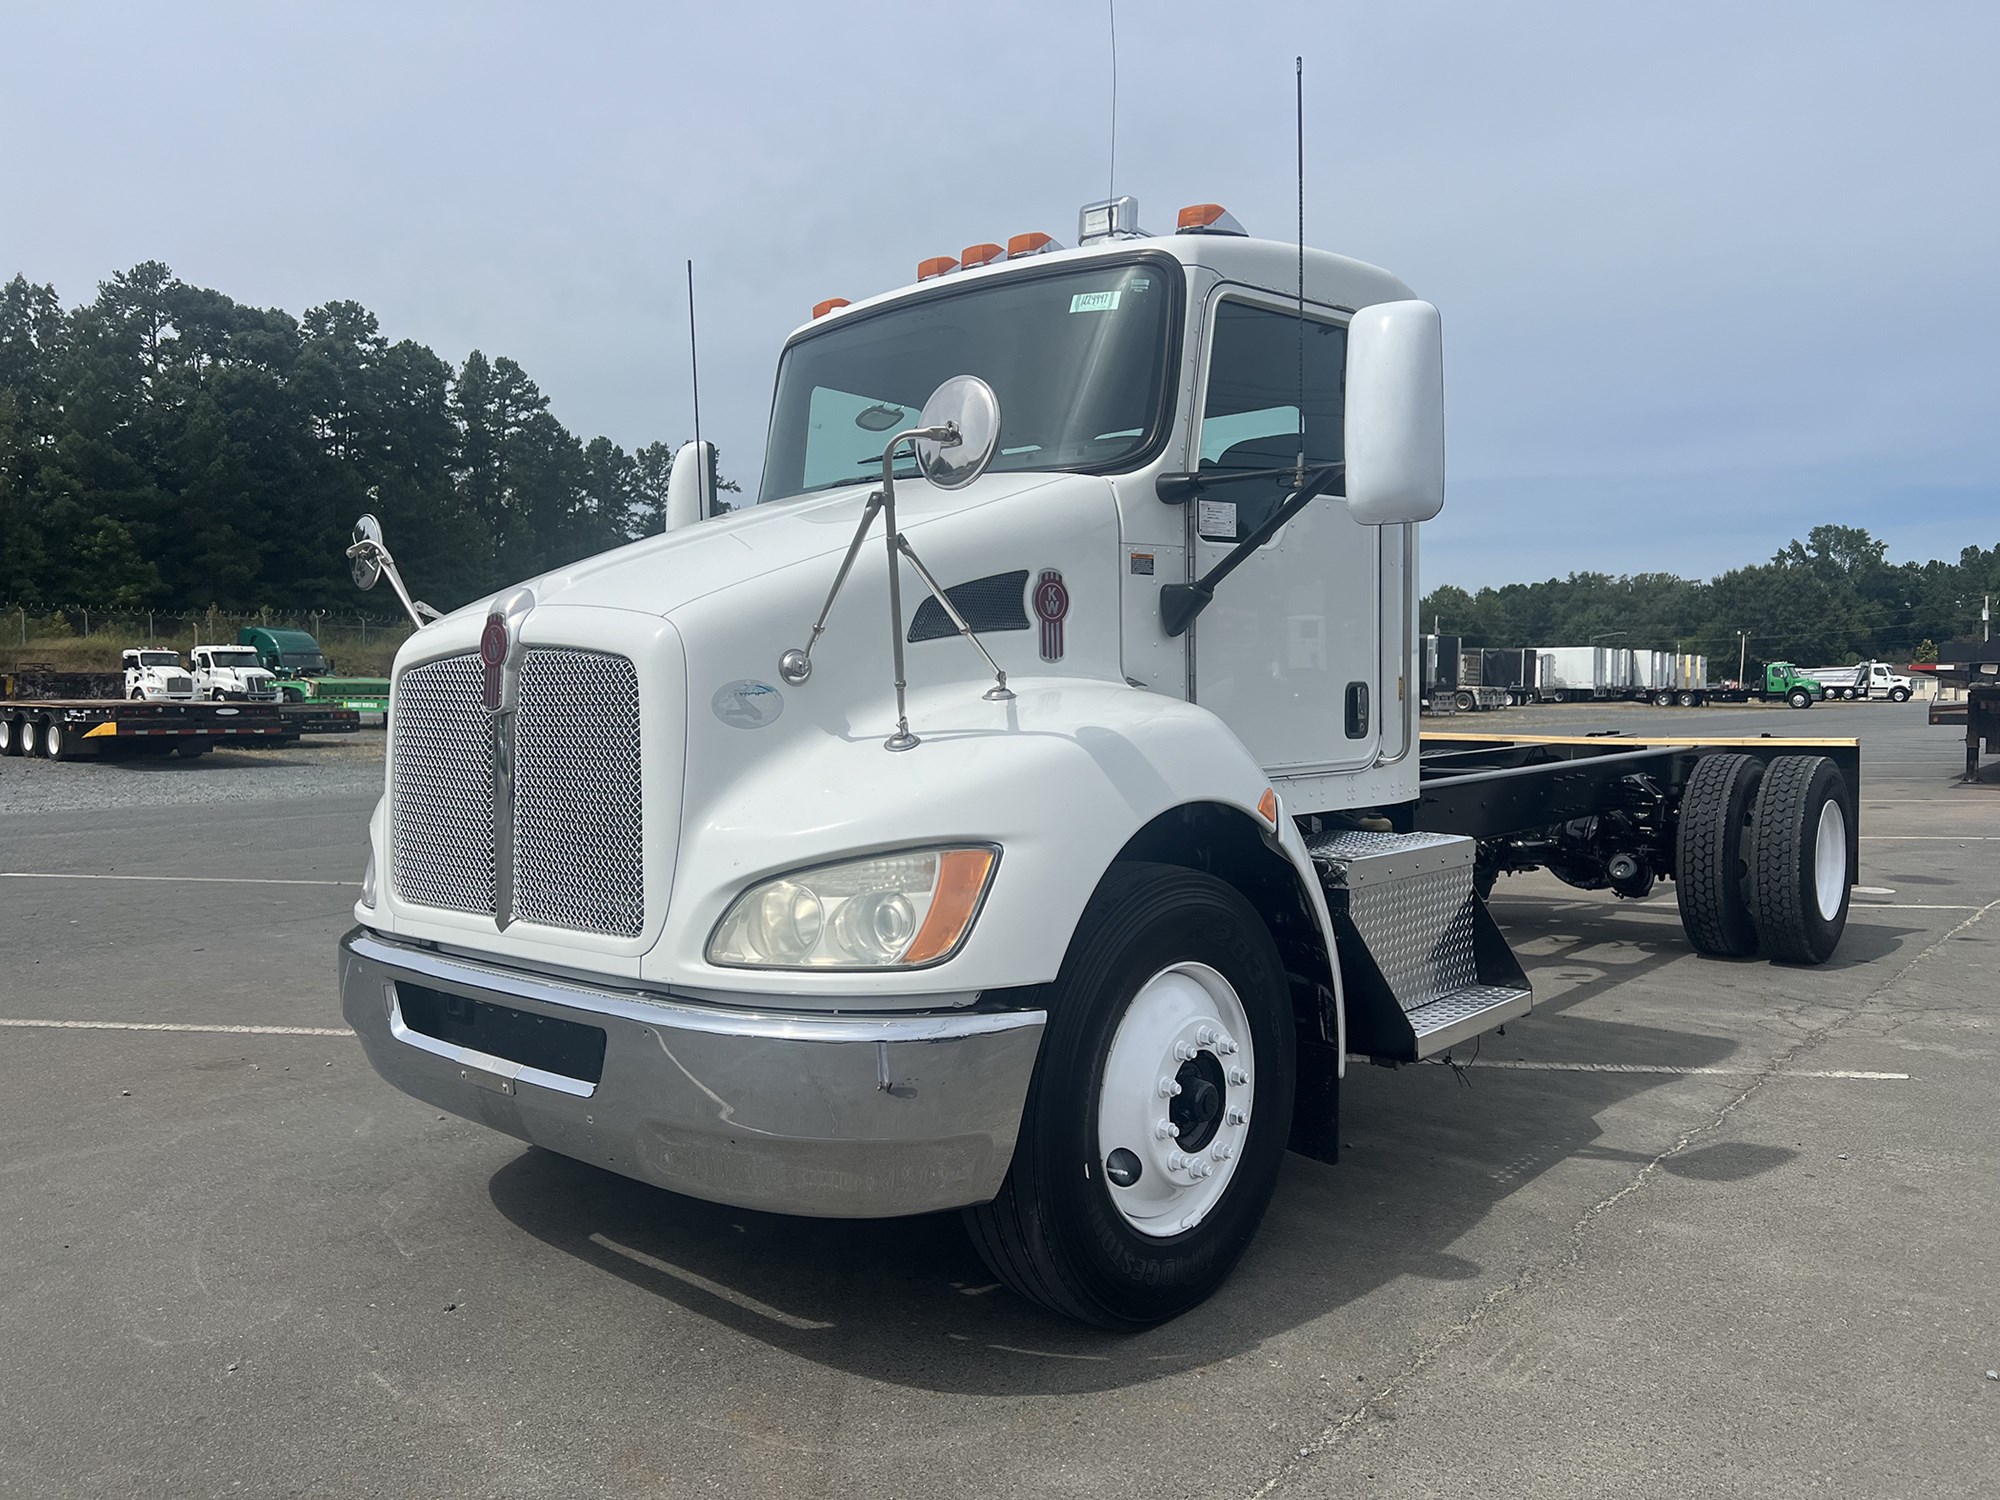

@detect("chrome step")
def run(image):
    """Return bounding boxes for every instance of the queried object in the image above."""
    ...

[1307,828,1532,1062]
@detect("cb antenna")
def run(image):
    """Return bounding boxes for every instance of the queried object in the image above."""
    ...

[1295,54,1306,490]
[1106,1,1118,211]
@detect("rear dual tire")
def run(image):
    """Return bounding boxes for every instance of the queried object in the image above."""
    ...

[1750,756,1853,964]
[1676,753,1853,964]
[965,863,1295,1331]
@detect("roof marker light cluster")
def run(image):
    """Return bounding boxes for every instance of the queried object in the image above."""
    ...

[813,197,1242,316]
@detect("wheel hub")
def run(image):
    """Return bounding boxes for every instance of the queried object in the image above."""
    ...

[1096,962,1255,1238]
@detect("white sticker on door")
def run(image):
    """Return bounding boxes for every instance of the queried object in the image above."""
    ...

[1197,499,1238,539]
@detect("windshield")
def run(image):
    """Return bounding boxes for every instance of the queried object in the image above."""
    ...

[281,653,328,670]
[758,256,1179,502]
[137,653,180,668]
[206,652,261,669]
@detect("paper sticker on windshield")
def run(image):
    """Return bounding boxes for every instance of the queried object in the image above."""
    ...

[1069,290,1122,314]
[1197,499,1238,539]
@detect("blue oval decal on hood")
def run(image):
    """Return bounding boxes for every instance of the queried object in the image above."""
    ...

[711,679,784,729]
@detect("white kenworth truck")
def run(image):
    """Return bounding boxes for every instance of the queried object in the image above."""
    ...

[338,199,1862,1329]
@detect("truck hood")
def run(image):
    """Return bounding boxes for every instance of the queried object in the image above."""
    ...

[448,472,1068,623]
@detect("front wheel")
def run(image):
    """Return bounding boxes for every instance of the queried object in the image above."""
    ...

[1889,687,1911,703]
[964,863,1296,1330]
[1787,689,1812,709]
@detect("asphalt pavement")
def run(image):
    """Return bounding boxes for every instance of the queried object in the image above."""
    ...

[0,703,1994,1498]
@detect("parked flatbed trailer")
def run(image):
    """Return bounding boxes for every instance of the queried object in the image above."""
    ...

[0,699,301,760]
[278,702,363,735]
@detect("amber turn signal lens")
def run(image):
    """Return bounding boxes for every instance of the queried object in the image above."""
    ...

[902,848,998,964]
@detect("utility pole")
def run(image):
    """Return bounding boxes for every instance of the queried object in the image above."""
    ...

[1737,630,1748,684]
[1985,593,1991,641]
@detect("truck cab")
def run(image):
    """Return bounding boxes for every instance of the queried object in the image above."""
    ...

[1867,662,1914,701]
[338,200,1858,1329]
[1766,662,1824,707]
[189,645,279,702]
[121,649,195,701]
[238,627,331,701]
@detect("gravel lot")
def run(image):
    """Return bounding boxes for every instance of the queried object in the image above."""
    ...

[1,703,1994,1498]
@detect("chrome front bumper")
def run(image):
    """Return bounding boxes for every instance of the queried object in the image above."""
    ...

[339,928,1046,1218]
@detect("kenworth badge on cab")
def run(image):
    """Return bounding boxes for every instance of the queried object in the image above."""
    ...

[337,198,1862,1328]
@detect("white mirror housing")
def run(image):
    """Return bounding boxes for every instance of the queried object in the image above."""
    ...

[1343,299,1444,526]
[664,440,717,531]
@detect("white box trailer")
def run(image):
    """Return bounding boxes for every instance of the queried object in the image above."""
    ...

[336,200,1865,1329]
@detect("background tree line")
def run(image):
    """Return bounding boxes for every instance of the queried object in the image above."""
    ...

[1423,524,1999,675]
[0,264,733,616]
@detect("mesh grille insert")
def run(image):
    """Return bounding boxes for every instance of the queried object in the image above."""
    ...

[391,655,497,915]
[512,649,645,938]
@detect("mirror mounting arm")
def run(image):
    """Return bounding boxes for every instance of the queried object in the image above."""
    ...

[1159,463,1343,638]
[1154,465,1310,505]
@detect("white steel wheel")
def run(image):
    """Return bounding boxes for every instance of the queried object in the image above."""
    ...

[1096,962,1255,1238]
[0,716,14,755]
[964,862,1296,1330]
[1813,798,1847,922]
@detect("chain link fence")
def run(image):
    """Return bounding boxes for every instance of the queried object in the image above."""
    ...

[1,603,415,676]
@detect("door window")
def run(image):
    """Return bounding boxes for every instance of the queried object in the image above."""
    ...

[1196,301,1346,542]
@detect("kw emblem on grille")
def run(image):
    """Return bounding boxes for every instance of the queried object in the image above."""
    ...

[480,611,509,713]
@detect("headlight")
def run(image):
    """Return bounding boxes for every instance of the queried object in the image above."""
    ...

[360,850,377,908]
[707,847,998,970]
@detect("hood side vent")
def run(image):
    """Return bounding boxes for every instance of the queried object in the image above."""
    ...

[907,569,1031,644]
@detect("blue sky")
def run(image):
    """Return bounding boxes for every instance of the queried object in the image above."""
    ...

[3,0,1992,588]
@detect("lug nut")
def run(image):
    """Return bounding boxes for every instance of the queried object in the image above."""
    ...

[1213,1144,1233,1162]
[1173,1040,1198,1062]
[1155,1119,1178,1140]
[1158,1076,1182,1098]
[1227,1106,1247,1126]
[1190,1160,1213,1179]
[1229,1068,1249,1086]
[1196,1026,1218,1046]
[1167,1152,1188,1172]
[1218,1037,1238,1056]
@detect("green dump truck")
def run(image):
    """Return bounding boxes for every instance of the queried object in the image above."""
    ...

[237,627,390,713]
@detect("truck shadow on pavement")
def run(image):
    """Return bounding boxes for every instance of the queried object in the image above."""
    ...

[487,1001,1775,1395]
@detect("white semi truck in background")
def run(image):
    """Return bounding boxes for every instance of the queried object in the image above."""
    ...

[337,199,1863,1328]
[122,649,195,701]
[1806,660,1915,702]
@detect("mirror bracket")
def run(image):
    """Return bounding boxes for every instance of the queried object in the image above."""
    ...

[1160,463,1342,638]
[1154,465,1307,505]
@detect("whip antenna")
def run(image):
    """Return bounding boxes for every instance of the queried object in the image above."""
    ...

[1107,1,1118,210]
[1296,55,1306,489]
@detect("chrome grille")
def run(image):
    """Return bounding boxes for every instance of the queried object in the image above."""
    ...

[391,655,497,915]
[513,650,644,937]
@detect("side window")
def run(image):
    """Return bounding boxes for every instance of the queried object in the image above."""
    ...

[1196,300,1346,542]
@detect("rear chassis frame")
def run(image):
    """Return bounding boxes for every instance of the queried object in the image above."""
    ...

[1406,732,1862,898]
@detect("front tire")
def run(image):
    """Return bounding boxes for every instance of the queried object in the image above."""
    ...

[1889,687,1910,703]
[1751,756,1853,965]
[1787,689,1812,709]
[964,863,1296,1330]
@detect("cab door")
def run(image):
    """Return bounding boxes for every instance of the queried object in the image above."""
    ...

[1188,291,1379,773]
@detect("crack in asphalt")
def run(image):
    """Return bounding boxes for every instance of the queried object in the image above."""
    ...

[1243,893,2000,1500]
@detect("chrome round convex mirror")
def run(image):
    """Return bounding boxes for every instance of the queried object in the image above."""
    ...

[914,375,1000,491]
[349,514,385,590]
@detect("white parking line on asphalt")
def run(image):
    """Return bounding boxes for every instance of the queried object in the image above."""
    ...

[1401,1058,1911,1080]
[0,1018,351,1037]
[0,871,359,886]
